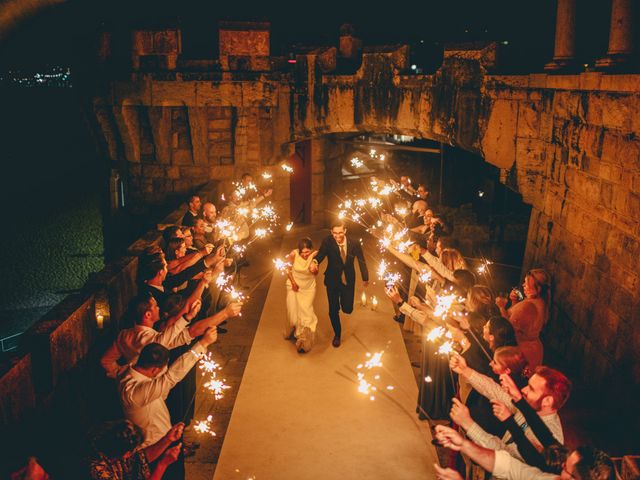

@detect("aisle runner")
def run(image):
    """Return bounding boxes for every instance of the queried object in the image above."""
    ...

[213,234,437,480]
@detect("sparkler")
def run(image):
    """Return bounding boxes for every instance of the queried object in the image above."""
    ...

[193,415,216,436]
[216,273,233,289]
[225,286,246,303]
[427,326,446,342]
[350,157,364,168]
[433,293,458,319]
[418,270,432,283]
[204,377,231,400]
[273,257,291,274]
[281,163,294,173]
[261,172,272,180]
[285,222,293,231]
[254,227,270,238]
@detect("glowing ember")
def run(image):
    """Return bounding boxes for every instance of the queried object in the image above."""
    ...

[418,270,432,283]
[203,377,231,400]
[427,326,446,342]
[254,228,269,238]
[433,293,457,318]
[216,273,232,289]
[225,286,246,302]
[194,415,216,436]
[273,257,291,274]
[437,341,454,356]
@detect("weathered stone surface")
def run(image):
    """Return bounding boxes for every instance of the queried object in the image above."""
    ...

[88,27,640,396]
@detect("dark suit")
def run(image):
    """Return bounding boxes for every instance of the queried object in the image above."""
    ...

[315,235,369,338]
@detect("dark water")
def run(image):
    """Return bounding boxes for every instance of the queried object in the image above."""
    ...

[0,87,105,342]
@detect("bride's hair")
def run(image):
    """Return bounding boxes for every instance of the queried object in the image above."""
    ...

[298,237,313,251]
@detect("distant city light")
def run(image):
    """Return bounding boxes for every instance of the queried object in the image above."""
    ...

[502,40,509,45]
[478,190,485,198]
[0,66,72,88]
[411,64,417,70]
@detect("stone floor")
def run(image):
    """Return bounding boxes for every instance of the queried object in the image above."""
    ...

[185,234,284,480]
[186,228,437,479]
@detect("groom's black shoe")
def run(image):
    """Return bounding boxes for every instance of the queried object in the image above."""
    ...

[332,336,341,348]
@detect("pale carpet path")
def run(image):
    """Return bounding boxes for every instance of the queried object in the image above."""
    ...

[211,231,437,480]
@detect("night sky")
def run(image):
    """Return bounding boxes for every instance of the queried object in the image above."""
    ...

[0,0,574,68]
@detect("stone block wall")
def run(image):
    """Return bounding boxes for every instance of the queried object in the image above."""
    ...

[88,34,640,399]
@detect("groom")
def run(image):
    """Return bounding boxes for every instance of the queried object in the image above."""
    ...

[310,221,369,347]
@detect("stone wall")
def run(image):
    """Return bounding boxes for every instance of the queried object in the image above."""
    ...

[88,32,640,400]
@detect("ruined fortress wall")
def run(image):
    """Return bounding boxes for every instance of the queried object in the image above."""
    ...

[292,53,640,397]
[90,45,640,400]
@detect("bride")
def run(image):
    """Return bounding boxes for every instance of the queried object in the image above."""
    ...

[284,237,319,353]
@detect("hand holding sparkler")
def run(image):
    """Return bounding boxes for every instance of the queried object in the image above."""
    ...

[434,425,465,451]
[385,285,403,304]
[499,373,523,402]
[199,327,219,347]
[223,302,243,319]
[184,299,202,322]
[491,400,513,422]
[164,422,185,443]
[159,443,182,467]
[433,464,464,480]
[449,398,473,430]
[448,352,470,376]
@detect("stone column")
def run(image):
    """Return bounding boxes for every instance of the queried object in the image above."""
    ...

[595,0,634,69]
[545,0,577,71]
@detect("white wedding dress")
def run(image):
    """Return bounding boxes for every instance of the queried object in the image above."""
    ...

[285,250,318,352]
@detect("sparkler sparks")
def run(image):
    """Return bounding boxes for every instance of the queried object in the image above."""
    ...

[281,164,294,173]
[273,257,291,274]
[204,377,231,400]
[261,172,272,180]
[193,415,216,436]
[225,286,246,302]
[216,273,233,289]
[433,293,458,318]
[427,326,446,342]
[350,157,364,168]
[418,270,432,283]
[285,222,293,231]
[437,341,454,356]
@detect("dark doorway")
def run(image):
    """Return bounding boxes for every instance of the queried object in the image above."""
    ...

[289,140,312,224]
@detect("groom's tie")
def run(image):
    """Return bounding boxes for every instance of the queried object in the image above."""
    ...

[339,244,347,284]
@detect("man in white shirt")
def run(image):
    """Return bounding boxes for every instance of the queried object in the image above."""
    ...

[101,292,242,378]
[118,327,218,447]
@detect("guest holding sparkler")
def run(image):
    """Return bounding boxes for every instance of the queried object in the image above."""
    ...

[496,269,551,368]
[310,221,369,348]
[385,286,455,421]
[88,420,183,480]
[284,237,319,353]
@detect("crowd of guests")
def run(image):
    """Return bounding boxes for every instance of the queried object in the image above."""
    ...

[378,177,615,480]
[7,173,618,480]
[8,174,273,480]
